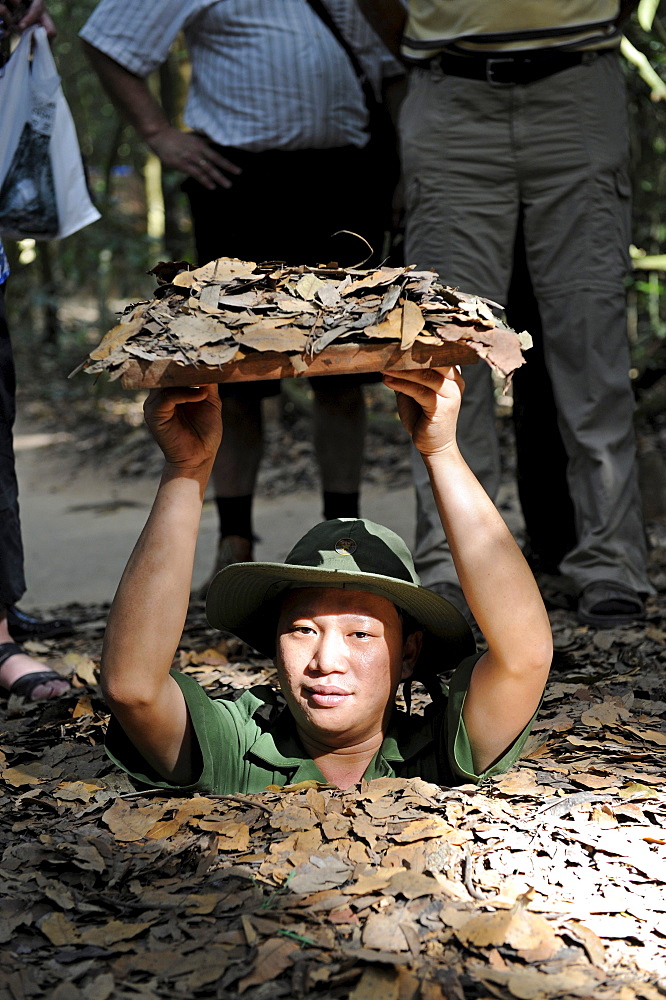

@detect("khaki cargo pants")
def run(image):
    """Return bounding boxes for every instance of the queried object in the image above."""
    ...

[400,50,651,596]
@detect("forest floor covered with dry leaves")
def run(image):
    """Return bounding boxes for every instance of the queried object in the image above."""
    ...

[3,349,666,999]
[2,542,666,1000]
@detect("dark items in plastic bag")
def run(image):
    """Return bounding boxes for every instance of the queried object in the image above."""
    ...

[0,118,58,239]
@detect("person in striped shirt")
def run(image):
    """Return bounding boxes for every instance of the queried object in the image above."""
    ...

[80,0,404,590]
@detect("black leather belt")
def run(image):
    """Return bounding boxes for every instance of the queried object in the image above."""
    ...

[437,50,589,86]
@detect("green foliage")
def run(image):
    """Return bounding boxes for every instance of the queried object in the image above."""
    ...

[5,0,192,345]
[625,9,666,374]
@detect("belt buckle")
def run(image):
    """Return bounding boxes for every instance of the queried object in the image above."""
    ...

[486,57,516,87]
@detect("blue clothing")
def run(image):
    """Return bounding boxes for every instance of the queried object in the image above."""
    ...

[0,239,9,286]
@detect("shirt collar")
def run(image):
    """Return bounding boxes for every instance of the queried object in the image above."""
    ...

[248,704,433,779]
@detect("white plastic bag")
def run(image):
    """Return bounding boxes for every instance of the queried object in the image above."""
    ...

[0,27,100,240]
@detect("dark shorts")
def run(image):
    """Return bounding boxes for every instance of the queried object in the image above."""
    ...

[184,144,387,401]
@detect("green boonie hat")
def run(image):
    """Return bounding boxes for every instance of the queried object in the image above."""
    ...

[206,518,475,681]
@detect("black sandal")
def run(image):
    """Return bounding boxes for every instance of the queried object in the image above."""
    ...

[0,642,70,699]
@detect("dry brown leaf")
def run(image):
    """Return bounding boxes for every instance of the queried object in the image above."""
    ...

[288,854,352,893]
[190,258,257,285]
[439,905,472,930]
[350,814,386,849]
[173,269,196,288]
[295,273,326,300]
[322,813,352,840]
[570,771,617,789]
[482,967,595,999]
[83,256,526,387]
[83,973,114,1000]
[102,800,167,842]
[71,694,94,719]
[79,919,152,947]
[199,282,222,307]
[169,313,232,348]
[174,795,216,820]
[362,912,410,952]
[340,267,411,295]
[236,937,299,993]
[241,914,258,946]
[89,310,147,362]
[580,701,631,728]
[60,652,98,686]
[349,965,402,1000]
[456,895,561,961]
[52,781,102,803]
[362,777,411,799]
[401,298,425,350]
[145,818,182,840]
[385,870,443,899]
[419,981,451,1000]
[623,725,666,746]
[39,912,80,946]
[391,816,453,842]
[364,306,403,340]
[493,769,544,796]
[239,323,308,352]
[2,762,57,787]
[216,821,250,852]
[344,868,406,896]
[270,802,317,833]
[563,920,606,966]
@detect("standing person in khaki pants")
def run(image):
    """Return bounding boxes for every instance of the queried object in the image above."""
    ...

[360,0,653,628]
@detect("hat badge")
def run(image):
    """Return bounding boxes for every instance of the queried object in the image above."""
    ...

[334,537,357,555]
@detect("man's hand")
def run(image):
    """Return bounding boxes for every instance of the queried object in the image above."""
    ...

[0,0,55,38]
[144,384,222,472]
[146,127,241,191]
[383,366,464,457]
[81,41,241,191]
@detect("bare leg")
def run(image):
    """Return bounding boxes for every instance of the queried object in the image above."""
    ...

[312,383,365,495]
[203,395,263,581]
[213,396,263,498]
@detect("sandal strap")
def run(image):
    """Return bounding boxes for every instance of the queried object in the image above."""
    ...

[0,642,25,670]
[9,670,68,699]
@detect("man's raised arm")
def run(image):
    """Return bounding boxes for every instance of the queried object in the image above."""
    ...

[384,368,552,775]
[100,385,222,783]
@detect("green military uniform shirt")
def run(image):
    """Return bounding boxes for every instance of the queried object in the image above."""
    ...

[105,652,538,793]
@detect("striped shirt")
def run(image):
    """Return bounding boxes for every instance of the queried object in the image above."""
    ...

[402,1,622,63]
[80,0,402,152]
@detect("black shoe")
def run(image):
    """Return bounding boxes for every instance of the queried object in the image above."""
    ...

[6,605,75,641]
[577,581,646,628]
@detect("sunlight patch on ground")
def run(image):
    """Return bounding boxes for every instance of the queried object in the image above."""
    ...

[13,431,74,451]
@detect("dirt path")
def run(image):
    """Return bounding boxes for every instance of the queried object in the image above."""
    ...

[14,421,421,611]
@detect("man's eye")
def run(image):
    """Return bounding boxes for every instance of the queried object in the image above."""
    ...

[293,625,315,635]
[352,631,371,639]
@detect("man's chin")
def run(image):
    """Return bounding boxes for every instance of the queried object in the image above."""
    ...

[297,703,359,740]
